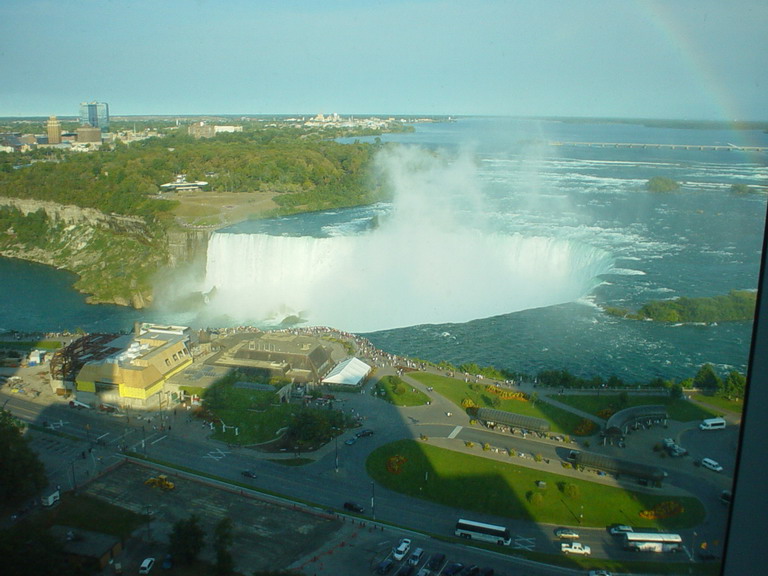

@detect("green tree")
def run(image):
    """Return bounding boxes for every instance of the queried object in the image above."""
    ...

[169,514,205,565]
[723,371,747,400]
[693,363,721,391]
[0,409,47,506]
[214,518,234,576]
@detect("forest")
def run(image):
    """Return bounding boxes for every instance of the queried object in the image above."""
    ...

[0,125,384,219]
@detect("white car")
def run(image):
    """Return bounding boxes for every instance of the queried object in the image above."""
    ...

[138,557,155,574]
[588,571,612,576]
[608,525,633,536]
[393,538,411,561]
[701,457,723,472]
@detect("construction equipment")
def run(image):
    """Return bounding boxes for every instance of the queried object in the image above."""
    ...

[144,474,175,490]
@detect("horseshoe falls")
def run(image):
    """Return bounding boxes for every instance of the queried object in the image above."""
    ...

[203,227,614,333]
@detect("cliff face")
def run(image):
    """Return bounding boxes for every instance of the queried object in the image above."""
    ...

[0,198,176,308]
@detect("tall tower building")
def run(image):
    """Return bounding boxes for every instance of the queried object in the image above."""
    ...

[46,115,62,144]
[79,101,110,132]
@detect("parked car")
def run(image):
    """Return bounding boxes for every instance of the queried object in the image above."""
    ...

[393,538,412,561]
[461,565,480,576]
[701,457,724,472]
[442,563,464,576]
[138,558,155,574]
[241,470,257,478]
[376,558,394,574]
[343,501,364,513]
[356,428,374,438]
[588,571,612,576]
[554,527,580,539]
[427,553,446,571]
[344,437,357,445]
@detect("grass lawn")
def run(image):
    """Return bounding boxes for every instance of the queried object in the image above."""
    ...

[690,392,743,415]
[375,374,431,406]
[553,394,718,422]
[42,492,147,537]
[367,439,705,530]
[409,372,586,434]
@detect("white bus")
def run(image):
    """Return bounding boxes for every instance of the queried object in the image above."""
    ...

[454,519,512,546]
[623,532,684,553]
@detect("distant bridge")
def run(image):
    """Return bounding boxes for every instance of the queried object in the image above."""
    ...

[549,141,768,152]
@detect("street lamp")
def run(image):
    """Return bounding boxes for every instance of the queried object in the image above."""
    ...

[371,481,376,521]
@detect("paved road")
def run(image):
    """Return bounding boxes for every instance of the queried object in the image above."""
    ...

[1,359,736,570]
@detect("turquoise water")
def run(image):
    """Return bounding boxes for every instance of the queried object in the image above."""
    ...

[2,117,766,381]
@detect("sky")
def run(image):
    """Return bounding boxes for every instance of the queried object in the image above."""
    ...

[0,0,766,120]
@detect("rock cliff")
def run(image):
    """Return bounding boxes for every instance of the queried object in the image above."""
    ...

[0,197,191,308]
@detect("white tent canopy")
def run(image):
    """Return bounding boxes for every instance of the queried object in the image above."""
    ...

[322,357,371,387]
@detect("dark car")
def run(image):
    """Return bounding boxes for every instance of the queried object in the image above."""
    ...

[427,553,446,571]
[343,501,364,513]
[442,562,464,576]
[461,565,479,576]
[241,470,257,479]
[356,428,374,438]
[376,558,394,574]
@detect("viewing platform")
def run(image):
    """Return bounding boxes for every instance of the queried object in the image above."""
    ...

[549,141,768,152]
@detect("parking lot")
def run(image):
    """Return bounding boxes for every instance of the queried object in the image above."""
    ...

[81,462,522,576]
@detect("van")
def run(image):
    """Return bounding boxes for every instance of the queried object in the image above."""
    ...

[408,548,424,566]
[699,417,726,430]
[41,489,60,507]
[701,457,723,472]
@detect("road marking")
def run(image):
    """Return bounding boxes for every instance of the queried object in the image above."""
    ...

[512,536,536,551]
[151,435,168,445]
[447,425,463,439]
[203,447,230,461]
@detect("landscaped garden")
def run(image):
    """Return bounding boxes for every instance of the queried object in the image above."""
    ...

[367,439,706,530]
[408,372,586,434]
[196,372,356,450]
[375,374,431,406]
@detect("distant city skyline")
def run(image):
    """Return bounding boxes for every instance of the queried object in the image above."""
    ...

[1,1,766,121]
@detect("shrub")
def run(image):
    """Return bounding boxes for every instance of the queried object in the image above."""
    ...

[465,441,475,448]
[527,491,544,506]
[482,442,491,451]
[534,453,543,462]
[564,483,581,499]
[639,500,685,520]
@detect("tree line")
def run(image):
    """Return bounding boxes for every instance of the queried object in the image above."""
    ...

[0,127,381,218]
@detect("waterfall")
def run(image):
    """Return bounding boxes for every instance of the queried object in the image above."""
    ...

[203,227,614,332]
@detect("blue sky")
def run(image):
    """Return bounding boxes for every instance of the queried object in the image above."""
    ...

[1,0,766,120]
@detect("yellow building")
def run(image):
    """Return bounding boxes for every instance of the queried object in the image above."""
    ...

[75,325,192,409]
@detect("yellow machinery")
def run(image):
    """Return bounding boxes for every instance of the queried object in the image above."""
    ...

[144,474,175,490]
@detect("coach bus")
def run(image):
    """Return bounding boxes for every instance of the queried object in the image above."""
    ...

[454,519,512,546]
[623,532,684,553]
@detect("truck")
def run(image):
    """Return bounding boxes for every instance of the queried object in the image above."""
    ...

[561,542,591,555]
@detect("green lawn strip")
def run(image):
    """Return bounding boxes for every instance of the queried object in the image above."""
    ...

[375,374,431,406]
[43,492,146,537]
[553,395,717,422]
[409,372,586,434]
[690,393,743,415]
[367,440,704,529]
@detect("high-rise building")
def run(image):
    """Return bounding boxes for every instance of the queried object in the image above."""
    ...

[46,115,62,144]
[79,101,110,132]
